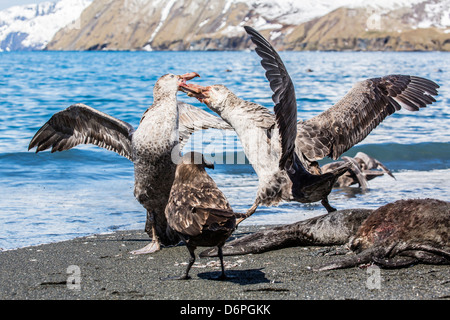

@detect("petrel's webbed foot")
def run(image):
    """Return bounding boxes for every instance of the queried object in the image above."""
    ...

[130,225,161,254]
[130,239,161,255]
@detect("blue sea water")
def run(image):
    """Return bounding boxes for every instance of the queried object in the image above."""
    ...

[0,50,449,250]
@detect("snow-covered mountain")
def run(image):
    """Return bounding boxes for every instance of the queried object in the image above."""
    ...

[1,0,449,51]
[46,0,450,51]
[243,0,434,26]
[0,0,92,51]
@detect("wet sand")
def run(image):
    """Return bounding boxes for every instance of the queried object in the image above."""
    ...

[0,226,449,300]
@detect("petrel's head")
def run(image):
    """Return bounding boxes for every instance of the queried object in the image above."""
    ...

[154,72,200,96]
[174,151,214,183]
[182,84,232,113]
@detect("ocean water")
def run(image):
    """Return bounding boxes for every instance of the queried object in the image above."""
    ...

[0,50,449,250]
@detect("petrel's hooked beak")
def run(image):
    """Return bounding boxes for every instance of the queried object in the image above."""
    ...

[182,84,211,104]
[177,72,201,93]
[178,72,200,82]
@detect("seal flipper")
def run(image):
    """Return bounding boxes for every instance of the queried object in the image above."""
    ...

[313,247,382,271]
[200,209,373,257]
[371,255,418,268]
[375,247,450,267]
[315,244,450,271]
[200,224,300,257]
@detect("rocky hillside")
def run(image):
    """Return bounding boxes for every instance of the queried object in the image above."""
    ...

[45,0,450,51]
[283,5,450,51]
[46,0,271,51]
[2,0,449,51]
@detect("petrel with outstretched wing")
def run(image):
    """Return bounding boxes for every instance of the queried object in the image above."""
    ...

[183,27,439,221]
[29,73,233,254]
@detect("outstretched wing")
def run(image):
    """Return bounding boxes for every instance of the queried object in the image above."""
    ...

[296,75,439,161]
[177,101,233,149]
[244,26,297,170]
[28,103,135,160]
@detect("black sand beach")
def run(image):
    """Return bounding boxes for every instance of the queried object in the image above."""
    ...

[1,226,449,301]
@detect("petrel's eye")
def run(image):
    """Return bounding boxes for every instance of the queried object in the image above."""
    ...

[170,75,175,78]
[214,87,219,91]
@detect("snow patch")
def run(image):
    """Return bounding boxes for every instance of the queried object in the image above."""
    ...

[199,19,210,28]
[148,0,176,43]
[270,31,282,41]
[0,0,92,51]
[248,0,432,25]
[222,0,234,14]
[415,0,450,28]
[142,43,152,51]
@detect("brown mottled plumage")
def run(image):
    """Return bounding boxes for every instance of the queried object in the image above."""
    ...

[28,73,233,255]
[28,103,135,160]
[295,75,439,162]
[165,152,243,280]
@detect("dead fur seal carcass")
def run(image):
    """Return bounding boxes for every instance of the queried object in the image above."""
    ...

[201,199,449,271]
[317,198,449,270]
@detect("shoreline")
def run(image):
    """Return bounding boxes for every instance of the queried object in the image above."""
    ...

[0,226,449,300]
